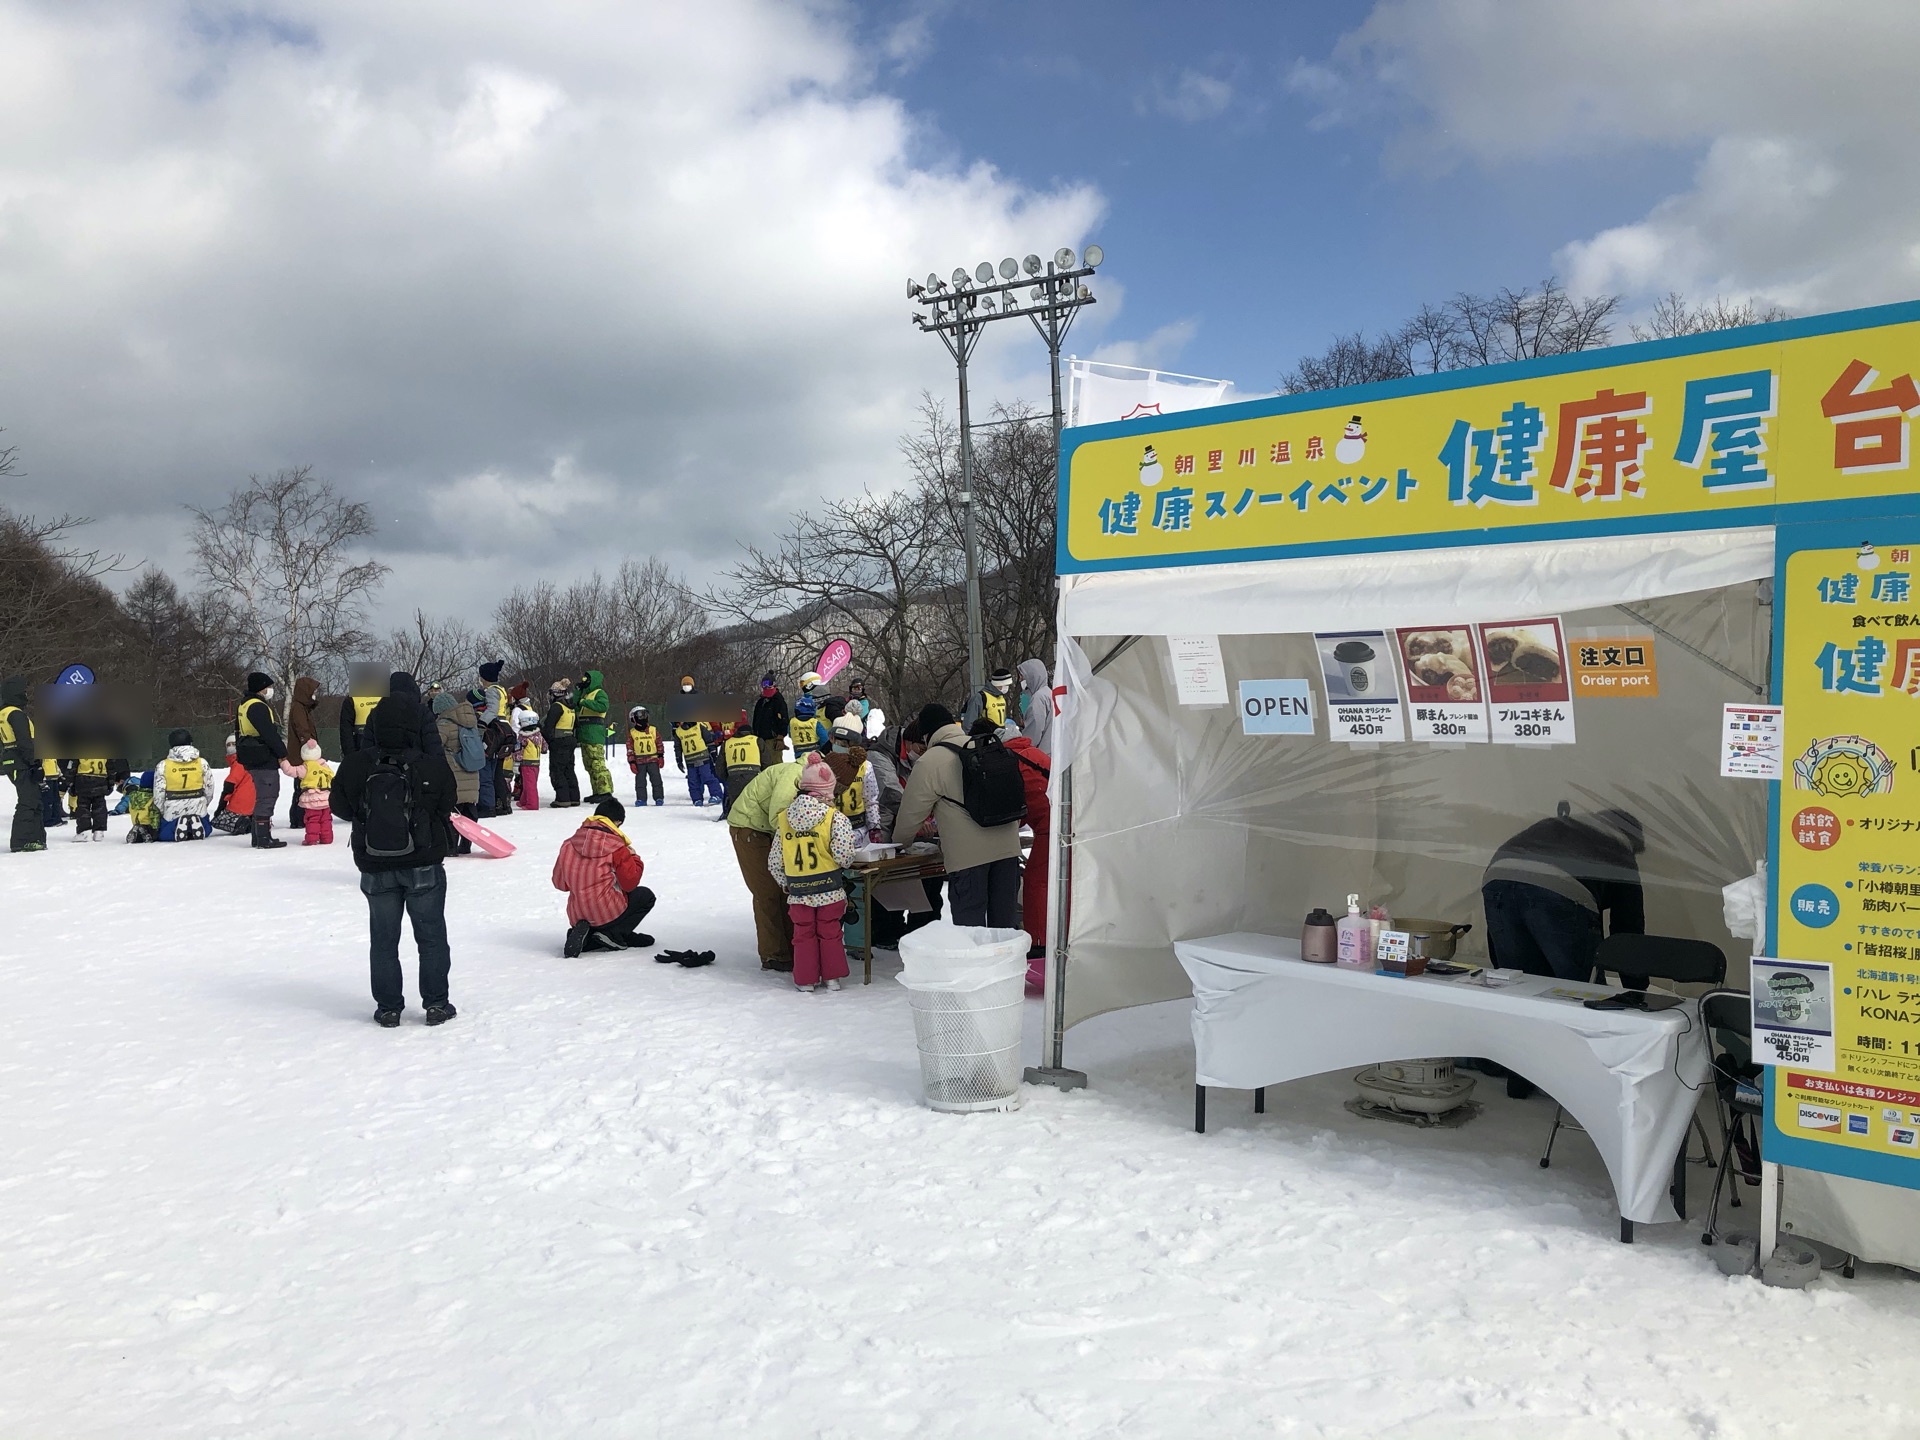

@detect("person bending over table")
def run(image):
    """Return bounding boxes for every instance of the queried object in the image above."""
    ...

[1480,807,1645,982]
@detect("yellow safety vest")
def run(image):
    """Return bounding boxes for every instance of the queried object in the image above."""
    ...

[238,697,273,738]
[553,700,576,734]
[299,765,333,793]
[521,738,541,764]
[630,726,659,759]
[778,808,842,896]
[724,734,759,771]
[351,695,380,726]
[77,757,108,779]
[837,771,865,819]
[980,689,1007,727]
[789,714,823,748]
[162,757,205,798]
[673,722,708,761]
[0,704,26,749]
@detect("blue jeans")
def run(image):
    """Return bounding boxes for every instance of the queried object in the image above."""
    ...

[361,864,452,1010]
[1482,879,1600,982]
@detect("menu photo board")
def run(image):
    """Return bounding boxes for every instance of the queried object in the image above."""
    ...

[1312,631,1406,742]
[1477,618,1576,744]
[1768,533,1920,1188]
[1394,627,1490,742]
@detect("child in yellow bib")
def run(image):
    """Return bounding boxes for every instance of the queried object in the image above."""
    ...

[295,739,335,845]
[767,754,856,991]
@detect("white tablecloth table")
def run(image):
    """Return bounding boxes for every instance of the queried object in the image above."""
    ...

[1173,933,1712,1232]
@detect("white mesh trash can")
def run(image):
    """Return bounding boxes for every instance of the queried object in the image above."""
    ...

[897,922,1031,1113]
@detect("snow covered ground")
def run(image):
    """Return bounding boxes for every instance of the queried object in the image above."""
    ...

[3,788,1918,1439]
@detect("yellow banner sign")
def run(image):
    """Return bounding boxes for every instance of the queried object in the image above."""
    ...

[1774,541,1920,1167]
[1059,304,1920,572]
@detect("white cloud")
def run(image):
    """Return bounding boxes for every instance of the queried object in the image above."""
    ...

[1149,68,1234,124]
[1089,319,1200,371]
[1320,0,1920,312]
[0,0,1104,622]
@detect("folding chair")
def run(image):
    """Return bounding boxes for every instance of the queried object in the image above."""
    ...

[1698,988,1763,1244]
[1540,934,1726,1221]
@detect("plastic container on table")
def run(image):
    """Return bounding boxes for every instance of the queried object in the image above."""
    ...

[896,922,1032,1113]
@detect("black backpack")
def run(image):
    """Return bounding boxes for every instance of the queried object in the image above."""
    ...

[359,753,417,859]
[937,734,1027,828]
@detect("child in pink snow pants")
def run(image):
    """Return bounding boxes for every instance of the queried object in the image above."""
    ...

[768,753,857,991]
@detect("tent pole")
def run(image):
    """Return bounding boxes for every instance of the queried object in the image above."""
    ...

[1026,618,1087,1092]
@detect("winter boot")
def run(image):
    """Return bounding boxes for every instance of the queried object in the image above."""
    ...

[423,1002,457,1026]
[251,818,287,850]
[374,1007,402,1027]
[563,920,590,958]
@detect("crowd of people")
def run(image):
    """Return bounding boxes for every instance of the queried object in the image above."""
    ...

[1,653,1060,1016]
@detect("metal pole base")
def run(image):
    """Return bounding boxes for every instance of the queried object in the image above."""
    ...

[1024,1066,1088,1091]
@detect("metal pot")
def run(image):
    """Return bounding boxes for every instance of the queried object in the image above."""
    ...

[1396,918,1473,963]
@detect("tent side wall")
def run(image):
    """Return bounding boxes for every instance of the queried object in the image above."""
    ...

[1053,532,1775,1031]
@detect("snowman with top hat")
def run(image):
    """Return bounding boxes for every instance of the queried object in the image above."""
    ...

[1334,415,1367,465]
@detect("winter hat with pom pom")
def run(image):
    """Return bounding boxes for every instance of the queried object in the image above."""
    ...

[300,738,322,761]
[799,752,835,799]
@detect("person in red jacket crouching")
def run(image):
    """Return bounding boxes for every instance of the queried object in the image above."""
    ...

[551,797,656,956]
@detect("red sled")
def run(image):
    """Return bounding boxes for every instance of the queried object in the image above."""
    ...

[450,813,516,859]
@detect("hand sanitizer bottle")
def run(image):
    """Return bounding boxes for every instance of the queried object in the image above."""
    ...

[1336,894,1371,969]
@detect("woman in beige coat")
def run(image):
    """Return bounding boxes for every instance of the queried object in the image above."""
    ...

[433,691,482,855]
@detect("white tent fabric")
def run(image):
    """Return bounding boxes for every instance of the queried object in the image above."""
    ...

[1050,526,1777,1031]
[1058,526,1775,643]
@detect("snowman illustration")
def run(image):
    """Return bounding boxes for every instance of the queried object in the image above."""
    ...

[1138,444,1165,488]
[1334,415,1367,465]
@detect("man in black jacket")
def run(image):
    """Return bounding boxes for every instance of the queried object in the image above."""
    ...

[1481,808,1646,981]
[0,674,46,852]
[330,694,461,1027]
[750,671,789,769]
[234,671,293,849]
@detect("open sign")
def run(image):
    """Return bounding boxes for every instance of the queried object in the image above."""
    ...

[1239,680,1316,735]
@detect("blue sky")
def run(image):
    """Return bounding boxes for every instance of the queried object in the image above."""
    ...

[858,0,1710,391]
[3,0,1911,618]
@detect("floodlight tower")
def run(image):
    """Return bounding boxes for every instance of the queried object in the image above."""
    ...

[909,245,1103,694]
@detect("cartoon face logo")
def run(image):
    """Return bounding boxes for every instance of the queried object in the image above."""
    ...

[1334,414,1367,465]
[1795,734,1895,797]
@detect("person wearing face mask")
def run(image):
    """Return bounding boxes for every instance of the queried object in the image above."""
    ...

[575,669,613,802]
[961,666,1018,733]
[750,671,789,767]
[234,671,301,849]
[1016,658,1053,755]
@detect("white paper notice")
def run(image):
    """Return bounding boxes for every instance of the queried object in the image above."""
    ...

[1751,958,1836,1072]
[1720,703,1785,780]
[1167,635,1228,706]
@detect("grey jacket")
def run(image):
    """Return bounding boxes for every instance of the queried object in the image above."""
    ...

[890,722,1022,872]
[1017,658,1052,754]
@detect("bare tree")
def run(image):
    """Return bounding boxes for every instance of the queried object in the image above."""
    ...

[0,509,131,681]
[189,467,389,693]
[908,397,1059,687]
[493,558,714,707]
[1280,331,1412,394]
[0,427,16,482]
[1630,292,1789,342]
[1281,278,1622,395]
[383,610,496,692]
[120,567,247,723]
[710,486,952,714]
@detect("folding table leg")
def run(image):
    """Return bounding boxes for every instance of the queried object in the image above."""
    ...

[1195,1085,1206,1134]
[1254,1087,1266,1115]
[1671,1142,1688,1222]
[1620,1217,1634,1244]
